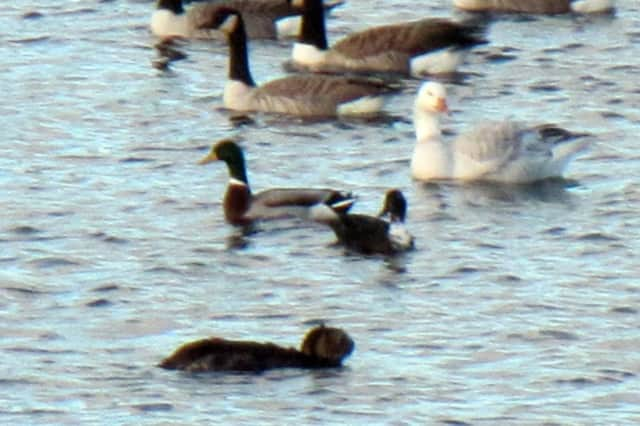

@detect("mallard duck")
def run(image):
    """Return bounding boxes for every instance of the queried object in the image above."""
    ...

[151,0,345,40]
[290,0,487,77]
[313,189,414,255]
[411,82,591,183]
[199,139,355,225]
[159,325,354,372]
[452,0,614,14]
[198,7,398,117]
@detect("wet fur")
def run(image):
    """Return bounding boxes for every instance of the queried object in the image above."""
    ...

[160,326,354,372]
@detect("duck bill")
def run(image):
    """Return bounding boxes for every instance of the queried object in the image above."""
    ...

[198,152,219,165]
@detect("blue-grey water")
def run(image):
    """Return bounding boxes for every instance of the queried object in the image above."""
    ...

[1,0,639,424]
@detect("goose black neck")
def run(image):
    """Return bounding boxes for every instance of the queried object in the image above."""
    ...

[227,15,256,87]
[299,0,328,50]
[157,0,184,14]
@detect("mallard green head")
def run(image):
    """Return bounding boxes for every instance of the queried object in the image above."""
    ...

[199,139,248,184]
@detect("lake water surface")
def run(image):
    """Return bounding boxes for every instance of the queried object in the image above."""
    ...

[1,0,639,424]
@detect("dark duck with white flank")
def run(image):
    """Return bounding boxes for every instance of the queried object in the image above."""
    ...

[159,325,354,372]
[452,0,614,14]
[198,140,355,226]
[151,0,345,40]
[291,0,487,77]
[313,189,414,255]
[198,7,399,117]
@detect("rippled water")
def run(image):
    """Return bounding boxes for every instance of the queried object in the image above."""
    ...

[2,0,640,424]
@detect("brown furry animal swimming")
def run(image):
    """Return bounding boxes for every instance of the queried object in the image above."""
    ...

[159,325,354,372]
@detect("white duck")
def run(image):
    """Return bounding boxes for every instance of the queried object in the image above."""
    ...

[411,82,590,183]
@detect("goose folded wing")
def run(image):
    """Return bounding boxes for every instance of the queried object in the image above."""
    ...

[453,121,553,171]
[332,19,486,58]
[258,75,395,103]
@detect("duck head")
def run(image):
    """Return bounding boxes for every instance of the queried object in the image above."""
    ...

[378,189,407,223]
[415,81,448,115]
[199,139,249,184]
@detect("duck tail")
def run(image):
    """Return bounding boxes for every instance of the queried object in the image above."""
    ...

[326,192,356,214]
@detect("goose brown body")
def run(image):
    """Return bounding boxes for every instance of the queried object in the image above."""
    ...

[328,19,486,75]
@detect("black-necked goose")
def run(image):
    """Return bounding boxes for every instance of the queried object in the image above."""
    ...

[200,7,398,117]
[159,325,354,372]
[198,139,355,226]
[291,0,486,77]
[411,82,591,183]
[453,0,614,14]
[151,0,345,40]
[313,189,414,255]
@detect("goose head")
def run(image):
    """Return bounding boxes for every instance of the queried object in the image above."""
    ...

[378,189,408,223]
[414,81,448,141]
[199,139,248,184]
[300,325,354,364]
[415,81,449,115]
